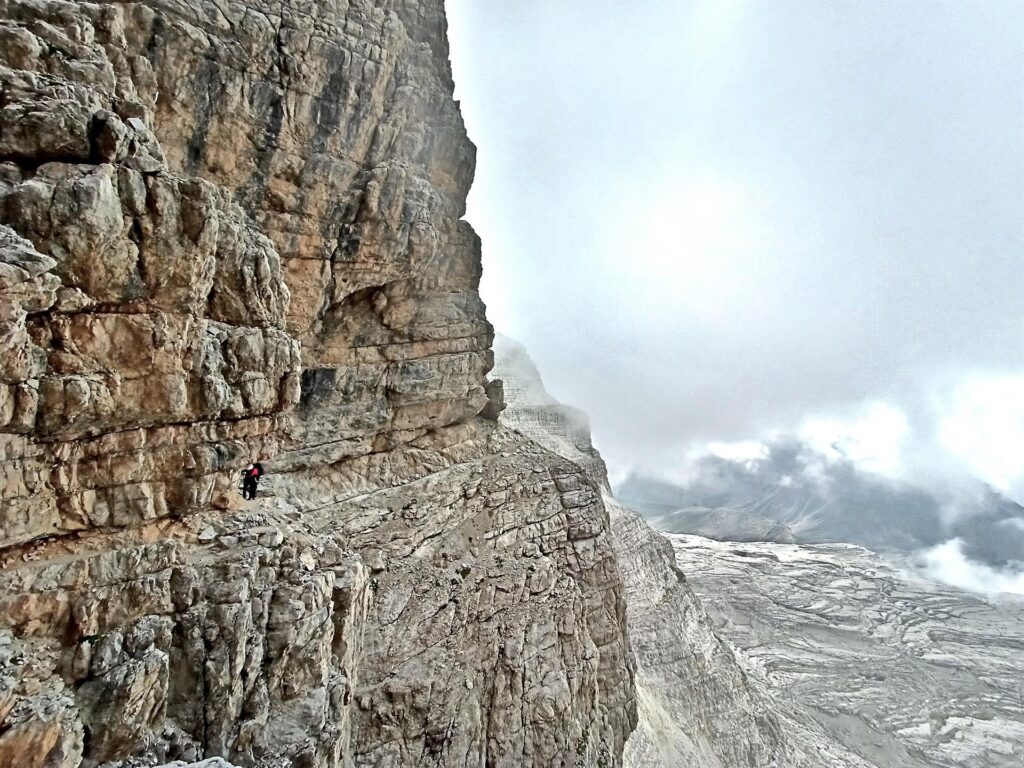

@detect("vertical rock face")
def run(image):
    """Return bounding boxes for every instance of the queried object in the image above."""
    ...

[0,2,634,767]
[492,335,873,768]
[0,0,488,544]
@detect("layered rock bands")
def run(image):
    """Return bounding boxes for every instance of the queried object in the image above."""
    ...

[0,2,634,766]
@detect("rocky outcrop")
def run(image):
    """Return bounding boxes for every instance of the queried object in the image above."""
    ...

[492,335,872,768]
[0,2,634,766]
[0,0,487,546]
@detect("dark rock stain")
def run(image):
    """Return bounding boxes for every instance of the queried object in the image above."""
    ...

[185,55,222,173]
[299,367,338,411]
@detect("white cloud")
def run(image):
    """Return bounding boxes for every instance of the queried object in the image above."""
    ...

[645,378,1024,511]
[938,372,1024,499]
[651,181,746,266]
[704,439,768,462]
[622,177,777,326]
[687,0,748,59]
[448,0,1024,507]
[921,538,1024,595]
[798,402,909,476]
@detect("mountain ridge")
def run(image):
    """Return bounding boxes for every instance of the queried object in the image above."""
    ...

[617,438,1024,568]
[492,334,871,768]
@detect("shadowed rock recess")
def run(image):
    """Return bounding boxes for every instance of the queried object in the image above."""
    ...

[0,2,635,766]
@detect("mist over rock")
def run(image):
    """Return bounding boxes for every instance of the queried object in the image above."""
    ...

[618,437,1024,568]
[493,334,872,768]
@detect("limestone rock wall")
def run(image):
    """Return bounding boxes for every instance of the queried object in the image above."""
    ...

[0,0,491,545]
[670,534,1024,768]
[0,2,635,767]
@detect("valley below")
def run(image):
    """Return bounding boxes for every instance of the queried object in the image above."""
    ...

[668,534,1024,768]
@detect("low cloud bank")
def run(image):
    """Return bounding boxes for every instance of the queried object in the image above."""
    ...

[921,539,1024,595]
[617,436,1024,571]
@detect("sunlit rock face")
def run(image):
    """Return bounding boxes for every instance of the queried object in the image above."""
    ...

[0,2,635,766]
[492,335,871,768]
[670,535,1024,768]
[0,0,488,546]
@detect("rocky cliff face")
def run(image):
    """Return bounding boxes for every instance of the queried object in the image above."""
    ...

[491,336,872,768]
[0,3,634,766]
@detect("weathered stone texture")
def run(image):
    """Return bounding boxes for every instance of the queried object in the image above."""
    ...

[0,2,635,767]
[279,426,635,767]
[671,535,1024,768]
[0,423,635,767]
[0,0,493,544]
[0,520,370,767]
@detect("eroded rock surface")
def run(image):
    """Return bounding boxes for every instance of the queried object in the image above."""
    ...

[0,0,491,546]
[0,2,634,766]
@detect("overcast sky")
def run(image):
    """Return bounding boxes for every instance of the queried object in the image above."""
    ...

[445,0,1024,499]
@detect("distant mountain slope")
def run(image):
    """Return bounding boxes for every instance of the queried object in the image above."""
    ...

[648,506,796,543]
[617,438,1024,567]
[494,333,1024,767]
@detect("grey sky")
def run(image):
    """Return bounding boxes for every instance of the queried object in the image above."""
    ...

[445,1,1024,497]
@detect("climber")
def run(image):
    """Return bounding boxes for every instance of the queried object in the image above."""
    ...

[240,462,263,500]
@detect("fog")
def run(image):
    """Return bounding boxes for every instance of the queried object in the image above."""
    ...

[923,539,1024,596]
[445,1,1024,508]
